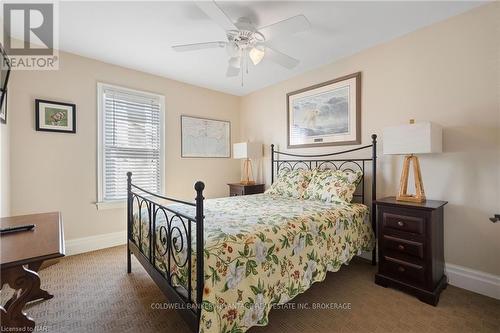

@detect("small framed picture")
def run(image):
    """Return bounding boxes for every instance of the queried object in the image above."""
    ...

[35,99,76,133]
[0,90,7,124]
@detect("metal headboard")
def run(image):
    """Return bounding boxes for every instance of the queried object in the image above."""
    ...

[270,134,378,265]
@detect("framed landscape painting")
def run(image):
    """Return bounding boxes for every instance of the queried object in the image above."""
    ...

[287,72,361,148]
[181,115,231,158]
[35,99,76,133]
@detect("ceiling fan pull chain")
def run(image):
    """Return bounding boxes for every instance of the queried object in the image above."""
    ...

[241,57,244,87]
[246,50,249,75]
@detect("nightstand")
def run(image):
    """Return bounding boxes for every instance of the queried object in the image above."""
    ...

[228,183,265,196]
[374,197,448,305]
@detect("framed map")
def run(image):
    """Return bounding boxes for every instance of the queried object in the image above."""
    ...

[181,115,231,158]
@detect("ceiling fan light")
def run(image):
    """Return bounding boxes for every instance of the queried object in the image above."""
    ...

[228,56,241,69]
[249,47,265,65]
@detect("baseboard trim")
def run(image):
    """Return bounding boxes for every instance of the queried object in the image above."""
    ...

[65,231,126,256]
[445,263,500,300]
[357,251,372,261]
[358,251,499,300]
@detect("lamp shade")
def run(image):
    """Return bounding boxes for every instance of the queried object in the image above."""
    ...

[249,46,265,65]
[383,122,442,155]
[233,142,262,159]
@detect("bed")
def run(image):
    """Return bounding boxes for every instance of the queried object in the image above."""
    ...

[126,134,378,333]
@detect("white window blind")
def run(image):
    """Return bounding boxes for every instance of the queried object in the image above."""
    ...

[99,84,164,202]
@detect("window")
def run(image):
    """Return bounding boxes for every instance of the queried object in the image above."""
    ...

[97,83,164,204]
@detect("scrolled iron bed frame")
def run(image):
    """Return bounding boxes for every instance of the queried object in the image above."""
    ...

[126,134,377,332]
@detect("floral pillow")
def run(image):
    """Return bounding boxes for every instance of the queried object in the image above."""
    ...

[303,169,363,203]
[265,168,312,199]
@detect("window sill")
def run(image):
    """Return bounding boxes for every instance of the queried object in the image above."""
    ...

[95,200,126,210]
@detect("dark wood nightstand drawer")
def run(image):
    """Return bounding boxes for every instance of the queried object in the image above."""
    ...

[243,185,265,195]
[382,211,424,235]
[228,183,265,197]
[382,235,424,259]
[382,256,425,285]
[229,187,244,196]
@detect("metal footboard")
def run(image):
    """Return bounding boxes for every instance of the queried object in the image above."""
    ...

[126,172,204,331]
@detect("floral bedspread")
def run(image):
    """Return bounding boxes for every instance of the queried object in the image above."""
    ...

[132,193,374,333]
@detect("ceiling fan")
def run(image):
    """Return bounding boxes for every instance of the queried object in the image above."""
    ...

[172,1,310,82]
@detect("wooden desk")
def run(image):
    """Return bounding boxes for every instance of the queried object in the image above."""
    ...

[0,212,65,330]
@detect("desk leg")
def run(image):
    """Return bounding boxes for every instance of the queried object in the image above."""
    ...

[0,265,39,330]
[0,306,8,326]
[26,261,53,302]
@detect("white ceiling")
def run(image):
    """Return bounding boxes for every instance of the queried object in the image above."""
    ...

[56,2,485,95]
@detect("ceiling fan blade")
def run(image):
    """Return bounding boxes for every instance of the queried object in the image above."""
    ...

[172,41,226,52]
[264,45,300,69]
[226,65,240,77]
[195,1,237,31]
[258,15,310,41]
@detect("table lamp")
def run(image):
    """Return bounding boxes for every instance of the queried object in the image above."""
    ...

[383,120,442,203]
[233,142,262,185]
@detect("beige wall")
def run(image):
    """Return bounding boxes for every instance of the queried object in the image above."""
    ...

[241,4,500,275]
[8,51,240,240]
[0,112,9,217]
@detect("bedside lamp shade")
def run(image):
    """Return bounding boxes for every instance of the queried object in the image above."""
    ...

[233,142,262,185]
[382,121,442,203]
[383,122,442,155]
[233,142,262,160]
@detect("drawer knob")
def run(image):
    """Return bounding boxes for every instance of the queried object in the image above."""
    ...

[397,221,405,227]
[397,244,405,251]
[398,266,406,272]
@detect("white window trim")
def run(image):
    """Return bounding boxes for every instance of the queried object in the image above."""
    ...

[96,82,165,210]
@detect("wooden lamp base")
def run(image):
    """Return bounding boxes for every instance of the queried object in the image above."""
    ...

[397,154,426,203]
[241,158,255,185]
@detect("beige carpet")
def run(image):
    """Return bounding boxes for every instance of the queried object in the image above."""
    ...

[3,245,498,333]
